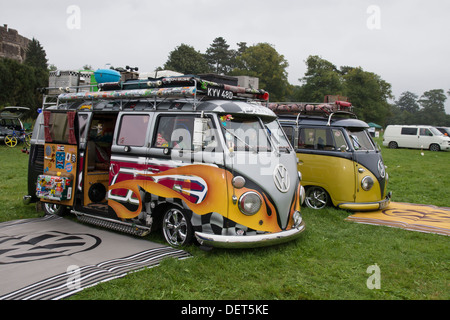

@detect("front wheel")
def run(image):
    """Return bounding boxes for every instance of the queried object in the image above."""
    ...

[429,144,440,151]
[4,135,17,147]
[305,186,329,210]
[162,207,193,247]
[388,141,398,149]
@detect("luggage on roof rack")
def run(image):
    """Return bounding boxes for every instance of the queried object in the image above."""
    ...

[56,75,269,104]
[268,101,353,116]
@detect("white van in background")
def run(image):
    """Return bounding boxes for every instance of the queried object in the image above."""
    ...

[383,125,450,151]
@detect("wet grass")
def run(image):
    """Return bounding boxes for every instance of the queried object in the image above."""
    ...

[0,143,448,300]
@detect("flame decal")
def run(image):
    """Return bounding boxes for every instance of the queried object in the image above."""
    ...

[108,164,290,233]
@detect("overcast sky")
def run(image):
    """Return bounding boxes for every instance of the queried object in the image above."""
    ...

[1,0,449,112]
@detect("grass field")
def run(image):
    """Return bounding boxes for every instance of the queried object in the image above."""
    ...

[0,139,448,300]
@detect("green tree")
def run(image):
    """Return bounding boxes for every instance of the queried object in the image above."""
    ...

[417,89,447,125]
[292,56,393,125]
[0,58,45,117]
[230,42,248,70]
[341,67,392,125]
[396,91,420,114]
[163,44,210,74]
[24,38,48,70]
[294,55,344,102]
[205,37,233,74]
[22,38,49,117]
[231,43,290,101]
[386,91,420,125]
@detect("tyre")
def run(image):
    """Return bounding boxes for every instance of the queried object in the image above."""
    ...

[388,141,398,149]
[24,134,31,147]
[429,144,440,151]
[305,186,329,210]
[162,207,193,246]
[42,202,67,216]
[4,135,17,147]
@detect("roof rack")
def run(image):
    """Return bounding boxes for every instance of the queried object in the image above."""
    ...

[326,111,358,126]
[55,75,269,110]
[268,101,353,116]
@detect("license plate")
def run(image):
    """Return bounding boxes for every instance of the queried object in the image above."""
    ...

[206,87,234,100]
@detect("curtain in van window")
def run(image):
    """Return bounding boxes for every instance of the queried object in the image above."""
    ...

[117,115,149,147]
[43,111,52,142]
[67,111,76,144]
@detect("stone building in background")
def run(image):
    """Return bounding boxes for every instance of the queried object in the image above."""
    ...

[0,24,31,63]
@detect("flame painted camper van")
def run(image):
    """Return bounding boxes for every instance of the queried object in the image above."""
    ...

[24,76,305,248]
[270,101,390,211]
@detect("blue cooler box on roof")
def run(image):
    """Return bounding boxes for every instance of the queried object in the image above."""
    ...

[94,69,121,84]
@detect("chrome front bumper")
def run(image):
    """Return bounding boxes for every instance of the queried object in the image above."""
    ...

[195,221,305,249]
[337,192,392,211]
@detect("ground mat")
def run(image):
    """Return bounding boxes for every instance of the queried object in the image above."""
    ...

[0,215,190,300]
[346,202,450,236]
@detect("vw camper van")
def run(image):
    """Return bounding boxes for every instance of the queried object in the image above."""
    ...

[383,125,450,151]
[271,102,390,211]
[24,75,305,248]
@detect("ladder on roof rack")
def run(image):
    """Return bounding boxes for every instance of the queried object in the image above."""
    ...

[41,95,58,110]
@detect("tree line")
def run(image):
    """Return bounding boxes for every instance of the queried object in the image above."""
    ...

[0,38,48,118]
[1,36,449,127]
[160,38,450,126]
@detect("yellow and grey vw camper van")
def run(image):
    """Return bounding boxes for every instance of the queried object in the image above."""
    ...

[271,102,390,211]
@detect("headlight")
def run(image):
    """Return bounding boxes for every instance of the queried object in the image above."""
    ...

[293,211,302,228]
[361,176,374,191]
[300,185,305,205]
[238,192,262,216]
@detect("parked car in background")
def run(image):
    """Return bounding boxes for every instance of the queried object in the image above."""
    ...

[383,125,450,151]
[0,106,29,140]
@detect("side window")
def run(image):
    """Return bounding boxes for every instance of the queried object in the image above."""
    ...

[52,113,69,141]
[419,128,432,136]
[78,114,89,147]
[281,126,294,144]
[401,127,417,135]
[332,129,348,150]
[154,115,194,149]
[298,128,335,150]
[44,112,70,143]
[153,115,219,151]
[117,114,149,147]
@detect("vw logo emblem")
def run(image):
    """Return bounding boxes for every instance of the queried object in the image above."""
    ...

[273,164,290,193]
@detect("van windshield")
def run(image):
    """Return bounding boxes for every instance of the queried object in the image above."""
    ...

[429,127,443,136]
[346,128,375,151]
[265,119,292,151]
[219,115,271,152]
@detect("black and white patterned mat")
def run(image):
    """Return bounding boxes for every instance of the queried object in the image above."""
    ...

[0,215,190,300]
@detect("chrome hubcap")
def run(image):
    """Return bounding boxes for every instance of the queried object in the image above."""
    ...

[163,208,188,246]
